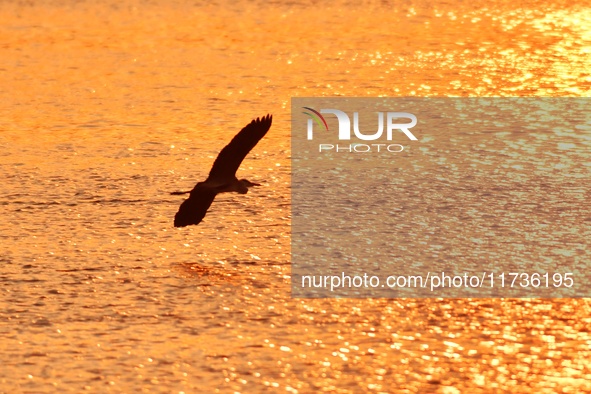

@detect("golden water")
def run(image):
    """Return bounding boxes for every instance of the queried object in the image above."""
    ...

[1,0,591,392]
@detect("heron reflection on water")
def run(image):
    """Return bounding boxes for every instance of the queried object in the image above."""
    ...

[171,114,273,227]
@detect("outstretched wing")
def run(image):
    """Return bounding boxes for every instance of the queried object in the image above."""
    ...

[174,186,218,227]
[206,114,272,182]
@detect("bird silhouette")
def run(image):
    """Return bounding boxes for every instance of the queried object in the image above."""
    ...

[171,114,273,227]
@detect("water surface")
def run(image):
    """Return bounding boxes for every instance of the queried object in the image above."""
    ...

[1,0,591,392]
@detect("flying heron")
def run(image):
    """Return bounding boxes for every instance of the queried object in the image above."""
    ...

[171,114,273,227]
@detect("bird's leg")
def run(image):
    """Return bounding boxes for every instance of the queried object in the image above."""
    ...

[240,179,261,187]
[170,190,192,195]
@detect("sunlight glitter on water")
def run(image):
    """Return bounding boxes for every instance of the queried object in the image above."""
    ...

[1,0,591,392]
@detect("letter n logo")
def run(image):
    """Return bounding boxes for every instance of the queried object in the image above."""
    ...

[302,107,328,140]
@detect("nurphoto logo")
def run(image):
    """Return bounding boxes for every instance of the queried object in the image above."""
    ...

[302,106,418,153]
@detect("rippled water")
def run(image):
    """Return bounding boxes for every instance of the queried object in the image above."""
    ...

[1,0,591,392]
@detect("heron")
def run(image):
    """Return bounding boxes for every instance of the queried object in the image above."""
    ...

[171,114,273,227]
